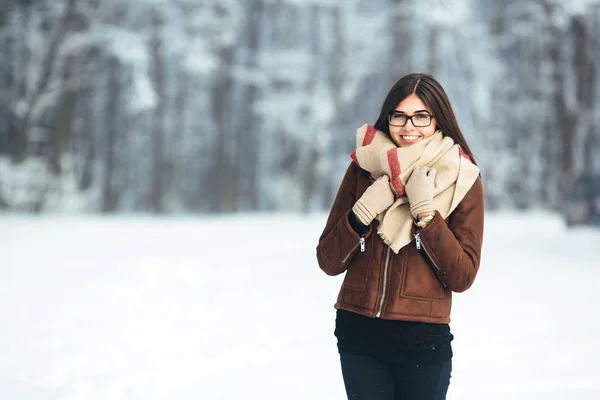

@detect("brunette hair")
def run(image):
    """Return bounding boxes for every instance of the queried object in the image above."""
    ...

[373,73,477,165]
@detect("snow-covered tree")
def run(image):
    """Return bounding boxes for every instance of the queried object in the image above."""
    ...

[0,0,599,214]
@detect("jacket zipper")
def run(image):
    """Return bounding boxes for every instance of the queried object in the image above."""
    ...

[341,236,365,264]
[376,246,391,318]
[414,232,447,287]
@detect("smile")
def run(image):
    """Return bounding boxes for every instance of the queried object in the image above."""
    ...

[401,135,420,141]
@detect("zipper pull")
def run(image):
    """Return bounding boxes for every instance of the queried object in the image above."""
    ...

[360,237,365,252]
[414,233,421,250]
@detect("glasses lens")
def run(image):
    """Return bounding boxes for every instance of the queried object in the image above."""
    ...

[412,114,432,127]
[389,114,407,126]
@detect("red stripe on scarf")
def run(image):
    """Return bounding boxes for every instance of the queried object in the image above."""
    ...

[350,150,360,167]
[387,149,404,195]
[459,146,473,163]
[363,125,376,146]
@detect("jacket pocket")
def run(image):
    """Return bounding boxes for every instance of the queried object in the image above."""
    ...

[400,245,447,300]
[341,234,374,292]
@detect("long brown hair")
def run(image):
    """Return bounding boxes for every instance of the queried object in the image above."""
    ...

[374,73,477,165]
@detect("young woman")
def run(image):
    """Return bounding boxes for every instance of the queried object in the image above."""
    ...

[316,73,484,400]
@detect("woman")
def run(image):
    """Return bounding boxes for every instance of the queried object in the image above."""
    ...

[316,73,484,400]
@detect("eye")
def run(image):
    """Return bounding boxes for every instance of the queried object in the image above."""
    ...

[414,114,431,120]
[390,114,405,120]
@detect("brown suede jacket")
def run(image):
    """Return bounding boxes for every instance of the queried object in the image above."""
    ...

[316,162,484,324]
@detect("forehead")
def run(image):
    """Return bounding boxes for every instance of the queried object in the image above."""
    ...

[394,94,430,112]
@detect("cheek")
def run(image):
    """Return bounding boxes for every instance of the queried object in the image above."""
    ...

[420,126,435,137]
[388,127,402,146]
[430,120,438,133]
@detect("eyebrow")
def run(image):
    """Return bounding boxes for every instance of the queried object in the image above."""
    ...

[392,109,431,114]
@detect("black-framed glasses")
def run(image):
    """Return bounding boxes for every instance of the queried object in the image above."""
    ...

[388,113,434,127]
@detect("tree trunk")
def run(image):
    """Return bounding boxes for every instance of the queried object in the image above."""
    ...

[173,67,189,209]
[571,16,596,173]
[12,0,76,164]
[388,0,413,87]
[211,46,236,212]
[101,57,120,212]
[51,55,76,174]
[150,14,166,213]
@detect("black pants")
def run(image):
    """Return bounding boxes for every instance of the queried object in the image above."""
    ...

[339,348,451,400]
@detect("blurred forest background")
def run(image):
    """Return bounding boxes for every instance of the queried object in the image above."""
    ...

[0,0,599,214]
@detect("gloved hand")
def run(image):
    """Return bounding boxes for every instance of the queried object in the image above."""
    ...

[405,166,437,219]
[352,175,395,226]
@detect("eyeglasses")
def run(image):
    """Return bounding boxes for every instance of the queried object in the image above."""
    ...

[388,113,434,127]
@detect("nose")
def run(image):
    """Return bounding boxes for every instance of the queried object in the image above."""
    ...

[403,119,417,131]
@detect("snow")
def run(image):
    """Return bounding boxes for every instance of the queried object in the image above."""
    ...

[0,156,96,213]
[0,212,599,399]
[418,0,472,25]
[62,24,158,113]
[0,157,50,209]
[183,48,218,76]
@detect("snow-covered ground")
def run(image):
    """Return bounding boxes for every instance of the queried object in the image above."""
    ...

[1,212,599,400]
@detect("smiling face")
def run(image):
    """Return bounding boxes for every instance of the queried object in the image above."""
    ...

[388,93,437,147]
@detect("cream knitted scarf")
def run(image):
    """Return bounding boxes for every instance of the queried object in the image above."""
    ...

[350,124,480,253]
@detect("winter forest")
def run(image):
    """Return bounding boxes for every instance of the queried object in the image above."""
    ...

[1,0,599,214]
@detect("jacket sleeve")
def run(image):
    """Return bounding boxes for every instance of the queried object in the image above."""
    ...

[418,176,485,292]
[316,162,373,276]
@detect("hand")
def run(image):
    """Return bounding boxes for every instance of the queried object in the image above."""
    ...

[352,175,395,226]
[405,166,437,219]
